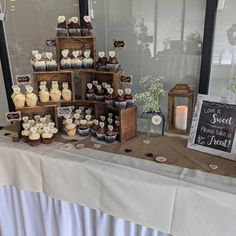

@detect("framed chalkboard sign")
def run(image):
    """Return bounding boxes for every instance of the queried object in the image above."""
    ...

[188,95,236,161]
[5,111,21,122]
[16,74,31,85]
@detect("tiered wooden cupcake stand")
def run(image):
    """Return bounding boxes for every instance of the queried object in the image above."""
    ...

[17,35,137,142]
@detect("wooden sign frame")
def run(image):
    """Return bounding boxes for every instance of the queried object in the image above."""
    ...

[187,94,236,161]
[16,74,32,85]
[5,111,21,122]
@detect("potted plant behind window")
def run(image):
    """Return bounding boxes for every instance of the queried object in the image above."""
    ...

[134,75,166,137]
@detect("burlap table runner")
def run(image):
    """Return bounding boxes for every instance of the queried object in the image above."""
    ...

[56,132,236,178]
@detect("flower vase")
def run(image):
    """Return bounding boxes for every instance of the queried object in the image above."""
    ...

[141,110,165,137]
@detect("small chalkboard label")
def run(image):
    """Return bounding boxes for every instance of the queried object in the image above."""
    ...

[188,95,236,161]
[16,74,31,85]
[5,111,22,122]
[57,106,74,117]
[120,75,132,83]
[113,40,125,48]
[46,39,56,47]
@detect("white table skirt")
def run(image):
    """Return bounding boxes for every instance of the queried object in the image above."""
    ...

[0,132,236,236]
[0,186,168,236]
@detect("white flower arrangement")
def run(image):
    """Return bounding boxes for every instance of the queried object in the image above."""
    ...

[134,75,165,112]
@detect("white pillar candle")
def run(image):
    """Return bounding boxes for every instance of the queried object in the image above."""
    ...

[175,105,188,130]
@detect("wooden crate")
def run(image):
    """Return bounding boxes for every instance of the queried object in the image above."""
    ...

[56,36,96,70]
[56,100,98,131]
[79,70,123,100]
[16,105,58,134]
[33,71,75,104]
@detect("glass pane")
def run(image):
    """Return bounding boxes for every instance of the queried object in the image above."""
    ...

[209,0,236,100]
[0,60,9,126]
[92,0,206,115]
[3,0,79,78]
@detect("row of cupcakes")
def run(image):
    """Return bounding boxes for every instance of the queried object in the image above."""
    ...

[21,115,58,146]
[39,81,72,103]
[60,49,93,69]
[12,85,38,109]
[62,106,95,137]
[95,51,121,72]
[86,82,134,108]
[91,114,120,143]
[31,51,57,72]
[56,15,93,36]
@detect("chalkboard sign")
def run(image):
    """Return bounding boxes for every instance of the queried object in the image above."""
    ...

[46,39,56,47]
[16,74,31,85]
[188,95,236,161]
[113,40,125,48]
[57,106,74,117]
[120,75,132,83]
[5,111,21,122]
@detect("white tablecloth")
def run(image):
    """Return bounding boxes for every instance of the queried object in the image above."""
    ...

[0,132,236,236]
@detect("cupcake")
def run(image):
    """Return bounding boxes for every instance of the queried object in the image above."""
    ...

[32,53,46,71]
[41,126,54,144]
[28,127,41,146]
[81,16,93,36]
[46,59,57,71]
[105,87,115,107]
[61,82,72,101]
[11,85,26,109]
[71,50,83,69]
[25,85,38,108]
[124,88,134,107]
[85,114,94,128]
[60,49,71,69]
[91,119,99,136]
[95,85,105,101]
[56,16,68,36]
[96,122,106,141]
[48,122,58,139]
[115,89,127,109]
[78,119,90,136]
[65,119,77,137]
[106,51,121,71]
[114,120,120,140]
[86,83,95,100]
[105,125,116,143]
[39,83,50,103]
[50,81,61,102]
[68,17,81,36]
[21,122,31,143]
[82,50,94,69]
[95,51,107,71]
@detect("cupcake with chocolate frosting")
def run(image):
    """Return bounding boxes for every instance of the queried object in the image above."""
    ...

[105,125,116,143]
[105,87,115,107]
[86,83,95,100]
[106,51,121,72]
[96,122,106,141]
[78,119,90,136]
[81,16,93,36]
[115,89,127,109]
[124,88,134,107]
[68,17,81,36]
[95,85,105,101]
[96,51,107,71]
[56,16,68,36]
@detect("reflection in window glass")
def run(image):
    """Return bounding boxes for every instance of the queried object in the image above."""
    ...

[4,0,79,78]
[92,0,206,114]
[209,0,236,100]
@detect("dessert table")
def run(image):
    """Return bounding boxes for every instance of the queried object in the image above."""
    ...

[0,130,236,236]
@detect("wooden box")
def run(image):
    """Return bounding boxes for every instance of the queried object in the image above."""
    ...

[80,70,123,100]
[56,36,96,70]
[16,105,58,134]
[33,71,75,104]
